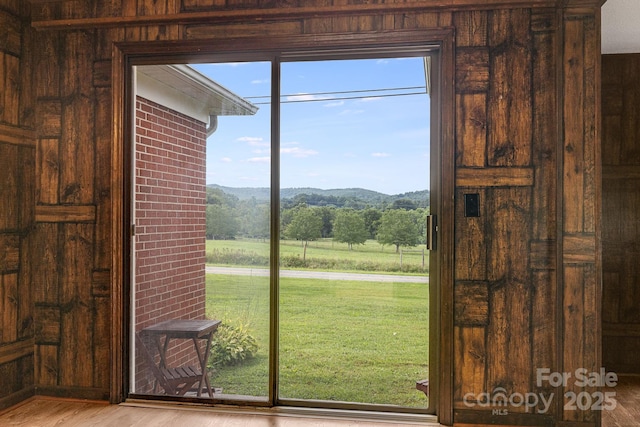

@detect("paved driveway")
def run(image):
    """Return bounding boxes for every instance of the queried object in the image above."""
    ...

[205,266,428,283]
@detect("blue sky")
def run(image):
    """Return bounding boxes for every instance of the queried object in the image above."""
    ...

[192,57,430,195]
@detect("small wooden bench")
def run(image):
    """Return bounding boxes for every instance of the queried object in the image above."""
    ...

[136,333,203,396]
[416,379,429,397]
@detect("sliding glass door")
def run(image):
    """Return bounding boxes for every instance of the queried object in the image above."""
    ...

[278,57,430,408]
[131,61,271,402]
[131,50,434,412]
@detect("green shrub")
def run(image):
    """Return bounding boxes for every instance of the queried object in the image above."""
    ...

[206,248,269,266]
[209,322,259,368]
[279,254,425,273]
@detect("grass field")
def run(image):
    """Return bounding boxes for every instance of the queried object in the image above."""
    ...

[206,238,429,273]
[205,273,429,408]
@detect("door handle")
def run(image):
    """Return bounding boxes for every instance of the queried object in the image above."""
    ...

[426,215,437,251]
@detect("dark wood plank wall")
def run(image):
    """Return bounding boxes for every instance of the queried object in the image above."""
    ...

[561,9,601,426]
[2,0,602,425]
[0,0,36,412]
[602,54,640,375]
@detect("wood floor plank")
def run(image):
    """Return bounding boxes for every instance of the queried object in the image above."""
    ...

[602,374,640,427]
[7,376,637,427]
[0,398,437,427]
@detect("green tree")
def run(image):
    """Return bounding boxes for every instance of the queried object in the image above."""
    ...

[333,209,368,250]
[284,207,323,260]
[415,207,430,243]
[317,206,336,238]
[206,186,238,207]
[376,209,421,253]
[237,200,270,240]
[391,198,417,210]
[362,208,382,239]
[206,205,239,240]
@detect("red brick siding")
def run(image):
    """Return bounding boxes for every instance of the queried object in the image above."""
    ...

[134,96,207,394]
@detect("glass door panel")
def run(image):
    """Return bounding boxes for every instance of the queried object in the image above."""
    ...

[278,57,431,408]
[132,61,271,402]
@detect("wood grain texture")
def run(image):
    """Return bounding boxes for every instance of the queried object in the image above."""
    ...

[0,1,605,425]
[454,282,489,326]
[0,10,22,56]
[0,398,440,427]
[29,1,562,31]
[35,205,96,223]
[454,10,487,47]
[453,326,486,406]
[0,235,20,273]
[0,123,36,147]
[454,188,487,280]
[456,167,534,187]
[456,94,487,167]
[2,273,19,344]
[59,224,94,388]
[487,9,532,168]
[531,9,557,242]
[0,338,33,365]
[2,53,20,126]
[601,53,640,375]
[456,49,489,94]
[0,3,36,411]
[560,10,601,424]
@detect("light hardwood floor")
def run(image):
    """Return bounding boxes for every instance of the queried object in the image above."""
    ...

[3,378,639,427]
[602,375,640,427]
[0,398,438,427]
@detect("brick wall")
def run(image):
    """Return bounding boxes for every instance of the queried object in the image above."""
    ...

[133,96,207,394]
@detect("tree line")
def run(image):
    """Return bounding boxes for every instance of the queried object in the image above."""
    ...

[206,187,429,256]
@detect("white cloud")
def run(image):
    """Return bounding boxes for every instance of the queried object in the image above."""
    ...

[371,152,391,158]
[251,79,269,84]
[221,157,232,163]
[237,136,268,147]
[286,93,329,102]
[247,157,270,163]
[281,146,319,158]
[324,100,344,107]
[358,96,382,103]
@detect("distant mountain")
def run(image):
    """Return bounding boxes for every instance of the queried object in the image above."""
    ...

[207,184,429,207]
[281,187,389,201]
[209,184,271,201]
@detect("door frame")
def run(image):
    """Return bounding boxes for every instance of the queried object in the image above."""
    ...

[111,29,455,423]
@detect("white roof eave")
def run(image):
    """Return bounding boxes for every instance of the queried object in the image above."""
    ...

[136,64,258,124]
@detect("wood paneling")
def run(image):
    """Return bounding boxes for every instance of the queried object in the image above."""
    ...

[29,1,561,31]
[560,9,600,424]
[0,4,35,412]
[0,0,604,425]
[487,9,532,168]
[602,54,640,375]
[35,205,96,223]
[452,7,556,424]
[456,167,534,186]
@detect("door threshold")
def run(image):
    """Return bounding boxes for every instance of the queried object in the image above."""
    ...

[123,398,439,425]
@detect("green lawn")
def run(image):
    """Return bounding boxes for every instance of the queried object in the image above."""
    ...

[206,238,429,273]
[205,273,429,408]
